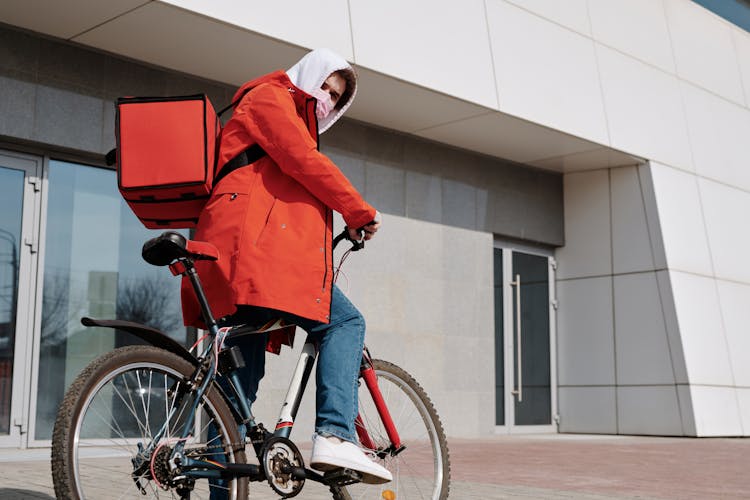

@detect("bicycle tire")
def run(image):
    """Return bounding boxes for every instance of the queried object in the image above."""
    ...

[340,359,450,500]
[51,345,249,500]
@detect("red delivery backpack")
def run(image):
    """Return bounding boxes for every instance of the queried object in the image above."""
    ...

[112,90,265,230]
[114,94,220,229]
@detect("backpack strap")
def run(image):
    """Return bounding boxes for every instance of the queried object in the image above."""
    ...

[213,86,267,187]
[214,143,267,187]
[217,86,254,117]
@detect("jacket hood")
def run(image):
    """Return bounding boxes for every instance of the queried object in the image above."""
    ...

[286,48,357,134]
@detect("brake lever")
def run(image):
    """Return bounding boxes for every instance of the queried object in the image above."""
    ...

[333,227,365,252]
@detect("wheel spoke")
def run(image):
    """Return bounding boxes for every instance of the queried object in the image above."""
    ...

[347,360,449,500]
[54,348,247,500]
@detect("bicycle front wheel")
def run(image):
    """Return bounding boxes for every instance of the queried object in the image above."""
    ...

[51,345,248,500]
[343,359,450,500]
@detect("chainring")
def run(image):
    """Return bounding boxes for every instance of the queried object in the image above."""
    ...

[262,436,305,497]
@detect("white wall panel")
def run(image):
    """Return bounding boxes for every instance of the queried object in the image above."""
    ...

[614,273,675,386]
[716,280,750,387]
[486,0,609,145]
[0,0,145,39]
[502,0,591,36]
[649,162,713,275]
[557,170,611,279]
[638,163,667,269]
[617,386,683,435]
[699,179,750,284]
[737,388,750,435]
[669,271,733,386]
[688,385,743,436]
[733,28,750,106]
[663,0,745,105]
[159,0,354,59]
[682,82,750,192]
[588,0,676,74]
[558,386,617,433]
[638,164,667,270]
[610,166,655,274]
[557,277,615,386]
[349,0,498,109]
[596,44,693,171]
[656,271,688,384]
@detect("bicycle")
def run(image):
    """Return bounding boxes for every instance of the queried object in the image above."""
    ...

[51,229,450,499]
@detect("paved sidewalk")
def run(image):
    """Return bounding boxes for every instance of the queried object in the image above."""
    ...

[0,434,748,499]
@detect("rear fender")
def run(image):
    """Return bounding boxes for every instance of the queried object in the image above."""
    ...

[81,316,197,365]
[80,317,244,422]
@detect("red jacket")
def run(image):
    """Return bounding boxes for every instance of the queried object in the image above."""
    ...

[181,71,375,327]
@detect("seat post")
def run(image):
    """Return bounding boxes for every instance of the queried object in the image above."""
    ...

[183,259,218,331]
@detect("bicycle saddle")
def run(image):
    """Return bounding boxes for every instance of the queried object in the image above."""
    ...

[142,231,219,266]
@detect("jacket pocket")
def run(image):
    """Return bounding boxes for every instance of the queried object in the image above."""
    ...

[254,197,277,246]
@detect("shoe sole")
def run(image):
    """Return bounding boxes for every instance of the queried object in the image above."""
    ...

[310,457,392,485]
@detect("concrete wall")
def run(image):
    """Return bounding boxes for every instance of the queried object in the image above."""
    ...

[531,1,750,436]
[557,160,750,437]
[157,0,750,163]
[556,165,693,435]
[139,1,750,437]
[257,215,495,440]
[4,0,750,438]
[0,24,563,439]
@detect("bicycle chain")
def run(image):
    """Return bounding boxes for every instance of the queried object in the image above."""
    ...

[183,439,247,456]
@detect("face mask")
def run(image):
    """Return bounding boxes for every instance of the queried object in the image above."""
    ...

[311,87,334,120]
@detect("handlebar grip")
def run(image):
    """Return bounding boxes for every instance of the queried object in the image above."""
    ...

[333,227,364,252]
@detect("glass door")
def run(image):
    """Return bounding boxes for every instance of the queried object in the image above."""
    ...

[29,159,187,444]
[494,244,557,432]
[0,152,42,447]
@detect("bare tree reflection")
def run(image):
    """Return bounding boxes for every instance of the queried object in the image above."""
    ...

[116,276,181,334]
[41,274,85,347]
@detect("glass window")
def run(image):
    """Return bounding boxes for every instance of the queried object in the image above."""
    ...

[494,248,504,426]
[35,160,187,440]
[0,167,24,435]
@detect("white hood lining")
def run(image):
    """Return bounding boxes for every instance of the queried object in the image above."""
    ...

[286,48,357,134]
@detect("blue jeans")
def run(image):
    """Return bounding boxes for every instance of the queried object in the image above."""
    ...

[225,285,366,441]
[209,285,366,498]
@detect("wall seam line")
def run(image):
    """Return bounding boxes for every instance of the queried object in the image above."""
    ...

[483,0,503,110]
[346,0,357,63]
[608,168,619,434]
[69,1,154,41]
[636,163,684,435]
[585,1,613,148]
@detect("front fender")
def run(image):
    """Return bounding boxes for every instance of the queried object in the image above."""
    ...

[81,317,198,366]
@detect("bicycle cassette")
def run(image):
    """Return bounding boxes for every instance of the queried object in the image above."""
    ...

[262,436,305,497]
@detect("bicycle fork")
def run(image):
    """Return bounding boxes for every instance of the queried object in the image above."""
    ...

[356,353,404,456]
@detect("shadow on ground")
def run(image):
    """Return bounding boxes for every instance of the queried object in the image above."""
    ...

[0,488,54,499]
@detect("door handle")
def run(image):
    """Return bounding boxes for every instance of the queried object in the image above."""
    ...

[510,274,522,402]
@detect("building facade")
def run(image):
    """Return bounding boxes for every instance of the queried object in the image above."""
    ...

[0,0,749,448]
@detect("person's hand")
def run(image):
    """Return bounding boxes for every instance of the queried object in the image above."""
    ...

[349,211,381,241]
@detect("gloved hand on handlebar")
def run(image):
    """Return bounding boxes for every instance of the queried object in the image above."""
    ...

[348,210,381,242]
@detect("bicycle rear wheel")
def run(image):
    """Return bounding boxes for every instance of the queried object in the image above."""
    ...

[52,345,248,500]
[342,359,450,500]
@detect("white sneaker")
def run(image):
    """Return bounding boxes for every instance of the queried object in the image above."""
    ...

[309,433,393,484]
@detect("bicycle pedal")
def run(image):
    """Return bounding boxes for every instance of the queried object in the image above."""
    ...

[323,468,363,485]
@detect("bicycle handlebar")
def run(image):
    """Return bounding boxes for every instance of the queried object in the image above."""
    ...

[333,226,366,252]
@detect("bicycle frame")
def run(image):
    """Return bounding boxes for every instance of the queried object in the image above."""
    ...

[152,256,404,483]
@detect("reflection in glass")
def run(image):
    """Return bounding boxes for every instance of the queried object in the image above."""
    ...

[513,252,551,426]
[0,166,24,435]
[493,248,504,425]
[35,160,186,440]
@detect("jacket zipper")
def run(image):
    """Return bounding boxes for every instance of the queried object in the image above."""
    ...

[308,98,330,294]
